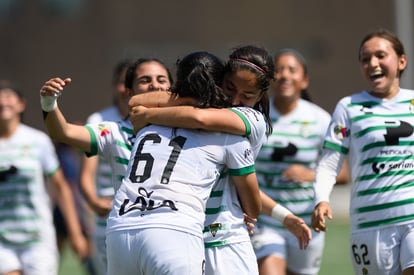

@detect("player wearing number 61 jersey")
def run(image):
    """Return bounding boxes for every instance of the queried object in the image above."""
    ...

[127,46,312,275]
[106,51,262,275]
[106,124,257,274]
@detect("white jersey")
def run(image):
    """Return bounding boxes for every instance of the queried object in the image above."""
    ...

[0,124,59,245]
[86,105,123,198]
[203,107,267,246]
[85,108,132,275]
[85,118,134,226]
[324,89,414,232]
[256,99,331,229]
[107,124,255,239]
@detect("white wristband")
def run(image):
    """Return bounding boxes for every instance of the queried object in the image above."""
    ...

[271,204,292,223]
[40,94,59,112]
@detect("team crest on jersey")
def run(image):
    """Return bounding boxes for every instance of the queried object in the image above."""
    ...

[410,99,414,113]
[300,121,311,137]
[208,223,222,237]
[333,124,349,140]
[98,125,110,136]
[362,267,368,275]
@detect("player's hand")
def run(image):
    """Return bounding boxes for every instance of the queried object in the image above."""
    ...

[69,233,89,261]
[129,105,150,133]
[282,164,314,184]
[283,214,312,250]
[243,213,257,235]
[311,201,332,233]
[40,77,71,96]
[89,197,112,217]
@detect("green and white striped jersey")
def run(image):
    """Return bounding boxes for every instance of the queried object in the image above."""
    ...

[203,107,267,247]
[256,99,331,229]
[0,124,59,245]
[85,117,134,229]
[324,89,414,232]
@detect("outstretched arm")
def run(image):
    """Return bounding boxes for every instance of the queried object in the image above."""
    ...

[261,190,312,250]
[79,155,112,217]
[128,91,196,108]
[40,77,91,153]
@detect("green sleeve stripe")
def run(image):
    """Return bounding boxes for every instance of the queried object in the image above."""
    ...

[229,165,255,176]
[85,125,98,156]
[229,108,251,136]
[323,141,349,154]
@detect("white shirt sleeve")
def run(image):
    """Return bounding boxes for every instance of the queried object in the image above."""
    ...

[314,148,345,205]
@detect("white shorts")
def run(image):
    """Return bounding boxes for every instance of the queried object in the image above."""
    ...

[107,228,205,275]
[0,241,58,275]
[350,223,414,275]
[205,241,258,275]
[251,225,324,275]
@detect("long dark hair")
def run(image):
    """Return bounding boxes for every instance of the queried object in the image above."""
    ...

[274,48,312,102]
[171,51,230,108]
[225,45,275,135]
[124,58,174,89]
[358,29,406,77]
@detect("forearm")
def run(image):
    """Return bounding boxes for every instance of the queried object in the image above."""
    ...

[143,107,246,135]
[53,171,84,240]
[314,149,344,204]
[260,190,293,223]
[232,173,262,218]
[79,156,98,206]
[128,91,195,108]
[260,190,277,216]
[44,107,91,153]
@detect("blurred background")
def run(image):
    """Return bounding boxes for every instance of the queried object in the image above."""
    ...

[1,0,413,131]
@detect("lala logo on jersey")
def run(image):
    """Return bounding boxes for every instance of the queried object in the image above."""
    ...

[333,124,349,141]
[98,125,110,136]
[119,187,178,216]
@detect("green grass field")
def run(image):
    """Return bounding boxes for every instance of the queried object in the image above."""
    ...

[318,220,353,275]
[58,220,353,275]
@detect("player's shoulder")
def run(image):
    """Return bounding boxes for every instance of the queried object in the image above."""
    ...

[19,124,50,139]
[299,99,331,119]
[18,124,54,146]
[230,106,264,121]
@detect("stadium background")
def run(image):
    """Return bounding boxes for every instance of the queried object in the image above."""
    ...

[0,0,413,131]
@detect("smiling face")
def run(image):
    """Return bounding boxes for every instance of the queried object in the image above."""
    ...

[0,89,25,123]
[359,36,407,98]
[129,61,171,96]
[271,53,309,101]
[222,69,263,108]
